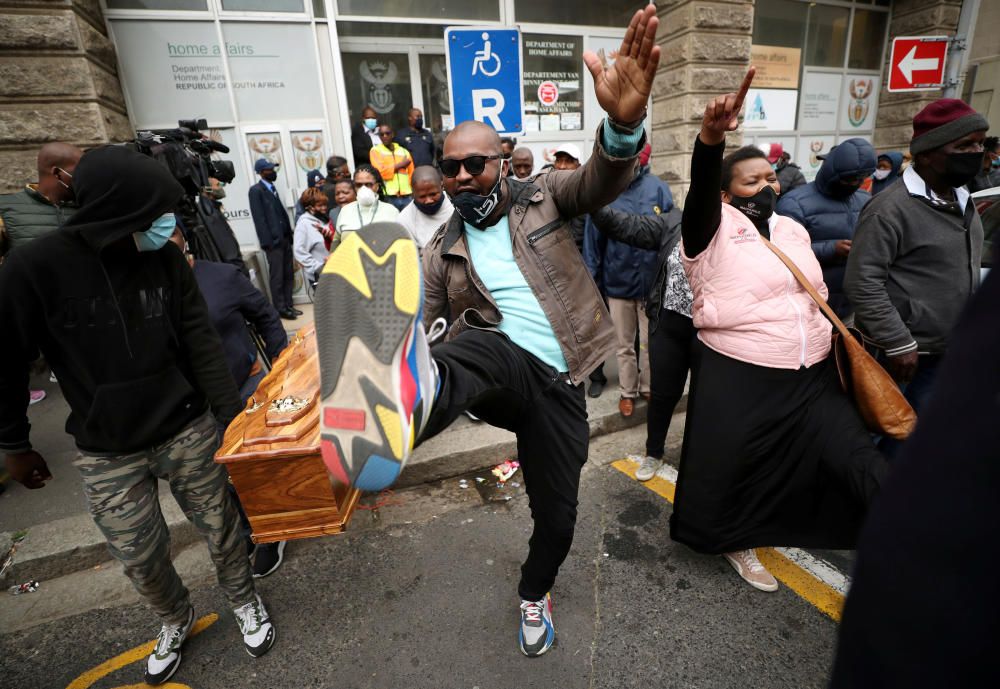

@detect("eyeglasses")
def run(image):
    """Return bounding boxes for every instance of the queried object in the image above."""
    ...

[440,155,503,178]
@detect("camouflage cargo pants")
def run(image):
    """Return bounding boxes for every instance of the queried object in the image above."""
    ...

[73,410,255,626]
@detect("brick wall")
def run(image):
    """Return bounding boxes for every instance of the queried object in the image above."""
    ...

[0,0,131,193]
[651,0,754,204]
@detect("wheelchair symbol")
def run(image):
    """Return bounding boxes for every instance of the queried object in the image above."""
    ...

[472,32,501,77]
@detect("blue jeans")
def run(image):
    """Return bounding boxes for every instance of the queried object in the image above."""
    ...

[878,353,943,459]
[387,195,412,211]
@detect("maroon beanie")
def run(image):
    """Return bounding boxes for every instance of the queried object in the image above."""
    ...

[910,98,989,154]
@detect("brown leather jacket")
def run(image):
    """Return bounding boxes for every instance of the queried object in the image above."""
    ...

[422,126,642,384]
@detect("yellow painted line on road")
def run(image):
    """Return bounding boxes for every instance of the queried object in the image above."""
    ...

[66,613,219,689]
[611,458,845,622]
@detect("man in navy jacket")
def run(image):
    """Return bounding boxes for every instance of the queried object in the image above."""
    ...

[584,154,673,417]
[776,138,876,317]
[248,158,299,320]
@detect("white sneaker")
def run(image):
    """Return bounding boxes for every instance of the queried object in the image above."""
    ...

[144,606,194,685]
[635,456,662,481]
[233,594,275,657]
[723,549,779,592]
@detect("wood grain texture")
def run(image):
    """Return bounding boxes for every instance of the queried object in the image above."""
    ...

[215,324,361,544]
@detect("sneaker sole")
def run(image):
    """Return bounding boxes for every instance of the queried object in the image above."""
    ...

[315,222,422,492]
[245,625,275,658]
[144,651,181,686]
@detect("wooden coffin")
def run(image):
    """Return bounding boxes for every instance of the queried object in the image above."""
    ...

[215,323,361,543]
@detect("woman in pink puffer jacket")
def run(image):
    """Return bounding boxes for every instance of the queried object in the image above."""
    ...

[669,68,888,593]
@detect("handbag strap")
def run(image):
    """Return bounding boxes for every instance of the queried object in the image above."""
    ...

[759,235,853,342]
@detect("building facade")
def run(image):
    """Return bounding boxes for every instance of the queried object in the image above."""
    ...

[0,0,995,249]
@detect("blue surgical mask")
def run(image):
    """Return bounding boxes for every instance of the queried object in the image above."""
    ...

[992,157,1000,169]
[364,118,378,131]
[133,213,177,252]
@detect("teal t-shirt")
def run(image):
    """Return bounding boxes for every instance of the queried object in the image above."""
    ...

[464,215,568,373]
[461,119,644,373]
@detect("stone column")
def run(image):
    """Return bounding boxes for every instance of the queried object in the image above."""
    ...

[651,0,754,202]
[872,0,963,153]
[0,0,131,193]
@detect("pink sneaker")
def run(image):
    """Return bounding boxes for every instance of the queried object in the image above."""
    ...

[723,549,779,592]
[28,389,46,406]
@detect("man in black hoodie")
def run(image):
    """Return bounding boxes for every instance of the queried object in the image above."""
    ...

[0,146,275,685]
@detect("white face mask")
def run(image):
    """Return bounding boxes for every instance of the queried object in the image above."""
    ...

[356,185,378,208]
[873,169,891,180]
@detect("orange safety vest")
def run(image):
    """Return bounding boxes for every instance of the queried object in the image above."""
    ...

[369,144,414,197]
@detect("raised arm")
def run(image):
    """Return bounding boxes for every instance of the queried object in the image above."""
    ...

[682,67,755,257]
[591,206,669,252]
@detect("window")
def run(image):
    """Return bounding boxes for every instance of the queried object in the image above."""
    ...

[336,22,446,39]
[222,23,324,120]
[221,0,303,11]
[419,54,451,133]
[804,4,850,68]
[752,0,807,50]
[336,0,498,21]
[106,0,207,8]
[514,0,643,27]
[341,52,413,132]
[848,9,888,70]
[312,0,326,18]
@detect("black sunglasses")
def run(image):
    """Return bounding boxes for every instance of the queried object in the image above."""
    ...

[440,155,503,178]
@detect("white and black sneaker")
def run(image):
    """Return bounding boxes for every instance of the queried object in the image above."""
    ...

[519,593,556,657]
[144,606,195,685]
[234,594,275,658]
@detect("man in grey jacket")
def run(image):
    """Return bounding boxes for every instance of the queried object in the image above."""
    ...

[845,98,987,450]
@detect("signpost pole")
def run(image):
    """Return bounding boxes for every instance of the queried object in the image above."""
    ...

[942,0,981,99]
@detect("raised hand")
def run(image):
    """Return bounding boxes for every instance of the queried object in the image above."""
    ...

[583,4,661,126]
[700,67,756,146]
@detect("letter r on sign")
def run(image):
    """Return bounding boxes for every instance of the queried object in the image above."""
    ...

[472,89,505,131]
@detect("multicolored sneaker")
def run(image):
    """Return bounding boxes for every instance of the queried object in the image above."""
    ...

[144,606,194,685]
[519,593,556,657]
[315,222,439,492]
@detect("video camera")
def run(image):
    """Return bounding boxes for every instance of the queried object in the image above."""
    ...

[133,119,274,368]
[132,118,245,275]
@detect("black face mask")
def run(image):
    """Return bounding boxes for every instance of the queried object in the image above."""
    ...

[942,151,985,188]
[261,170,278,183]
[415,195,445,215]
[313,210,329,222]
[414,117,424,130]
[450,173,504,229]
[830,180,862,199]
[729,185,776,227]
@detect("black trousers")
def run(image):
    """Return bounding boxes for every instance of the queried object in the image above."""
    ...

[646,310,697,458]
[420,330,589,601]
[265,239,294,311]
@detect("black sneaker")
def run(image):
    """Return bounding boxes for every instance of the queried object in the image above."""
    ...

[144,606,195,685]
[252,541,286,578]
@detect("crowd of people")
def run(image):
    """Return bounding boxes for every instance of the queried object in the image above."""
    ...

[0,2,997,685]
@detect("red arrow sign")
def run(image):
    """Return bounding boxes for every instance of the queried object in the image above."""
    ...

[888,36,949,92]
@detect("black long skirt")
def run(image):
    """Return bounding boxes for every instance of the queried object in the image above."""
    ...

[670,341,887,554]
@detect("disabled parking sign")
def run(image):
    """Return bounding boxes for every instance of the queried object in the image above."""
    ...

[445,27,524,135]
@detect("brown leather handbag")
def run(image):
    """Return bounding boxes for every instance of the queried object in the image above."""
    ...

[762,237,916,440]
